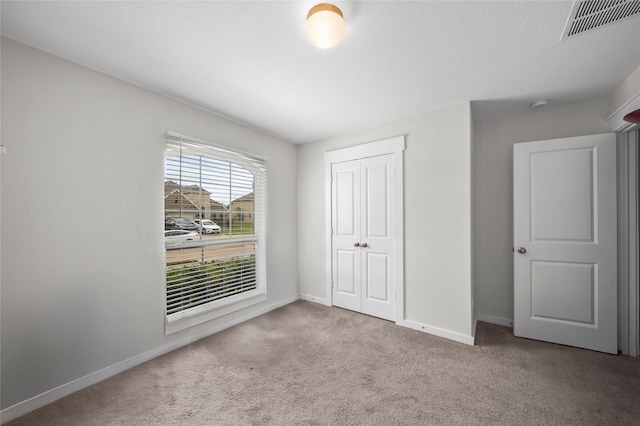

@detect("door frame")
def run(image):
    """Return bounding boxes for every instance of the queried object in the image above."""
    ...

[324,136,405,322]
[617,129,639,356]
[609,99,639,357]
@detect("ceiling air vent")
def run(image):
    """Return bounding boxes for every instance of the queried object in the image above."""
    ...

[561,0,640,40]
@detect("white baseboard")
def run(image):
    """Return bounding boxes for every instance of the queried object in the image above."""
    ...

[299,293,329,306]
[397,319,475,346]
[476,313,513,328]
[301,297,475,346]
[0,296,299,424]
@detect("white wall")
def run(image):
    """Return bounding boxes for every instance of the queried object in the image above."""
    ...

[472,97,611,323]
[298,102,474,339]
[610,64,640,115]
[0,38,298,411]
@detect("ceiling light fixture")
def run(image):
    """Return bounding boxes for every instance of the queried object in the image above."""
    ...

[304,3,346,49]
[529,99,549,108]
[623,108,640,124]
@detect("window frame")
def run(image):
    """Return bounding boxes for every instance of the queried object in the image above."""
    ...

[164,132,267,335]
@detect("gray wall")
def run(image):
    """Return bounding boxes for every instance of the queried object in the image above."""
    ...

[610,64,640,114]
[298,102,474,338]
[472,97,612,322]
[0,38,298,410]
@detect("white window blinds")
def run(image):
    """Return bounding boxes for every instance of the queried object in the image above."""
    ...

[164,132,267,328]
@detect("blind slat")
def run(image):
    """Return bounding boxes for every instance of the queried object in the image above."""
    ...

[167,278,257,305]
[167,281,257,309]
[167,266,257,289]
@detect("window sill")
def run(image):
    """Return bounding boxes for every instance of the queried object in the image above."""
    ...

[165,290,266,335]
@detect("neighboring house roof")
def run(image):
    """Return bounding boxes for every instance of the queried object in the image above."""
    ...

[164,180,180,196]
[164,181,211,197]
[165,181,230,211]
[210,199,227,211]
[164,190,200,211]
[231,192,254,204]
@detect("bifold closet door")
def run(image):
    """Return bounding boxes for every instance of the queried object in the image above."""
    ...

[331,154,395,321]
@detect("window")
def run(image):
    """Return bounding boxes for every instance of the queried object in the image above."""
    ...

[164,132,267,333]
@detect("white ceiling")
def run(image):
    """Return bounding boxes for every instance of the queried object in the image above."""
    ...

[2,1,639,144]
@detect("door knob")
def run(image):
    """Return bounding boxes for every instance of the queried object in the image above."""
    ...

[361,242,368,248]
[354,242,360,247]
[517,247,527,254]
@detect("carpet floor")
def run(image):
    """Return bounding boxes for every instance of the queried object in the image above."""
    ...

[6,300,640,425]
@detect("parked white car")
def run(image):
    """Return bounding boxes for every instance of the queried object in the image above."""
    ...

[193,219,221,234]
[164,230,199,248]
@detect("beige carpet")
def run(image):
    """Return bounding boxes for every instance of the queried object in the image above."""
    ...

[6,300,640,425]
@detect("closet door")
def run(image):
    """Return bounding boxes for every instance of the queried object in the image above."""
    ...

[360,155,395,320]
[332,154,395,321]
[332,159,362,313]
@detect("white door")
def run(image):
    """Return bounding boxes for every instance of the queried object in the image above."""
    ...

[332,159,362,313]
[332,154,395,321]
[514,133,617,354]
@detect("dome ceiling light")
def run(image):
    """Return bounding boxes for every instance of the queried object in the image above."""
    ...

[529,99,549,108]
[304,3,346,49]
[623,108,640,124]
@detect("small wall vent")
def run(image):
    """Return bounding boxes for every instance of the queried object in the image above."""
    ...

[561,0,640,40]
